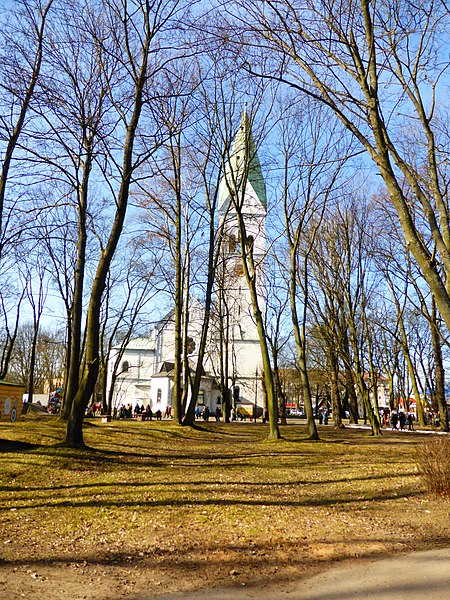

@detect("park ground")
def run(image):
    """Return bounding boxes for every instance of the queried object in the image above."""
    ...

[0,415,449,599]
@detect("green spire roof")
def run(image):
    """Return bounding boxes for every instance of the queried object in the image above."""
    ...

[218,111,267,212]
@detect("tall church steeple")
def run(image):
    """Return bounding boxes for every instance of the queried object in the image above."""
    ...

[218,110,267,215]
[216,110,266,380]
[218,109,267,273]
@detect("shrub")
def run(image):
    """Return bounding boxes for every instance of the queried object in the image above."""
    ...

[417,436,450,497]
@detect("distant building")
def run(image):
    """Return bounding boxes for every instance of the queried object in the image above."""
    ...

[280,368,391,418]
[363,372,390,412]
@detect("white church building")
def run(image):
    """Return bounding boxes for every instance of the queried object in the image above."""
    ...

[106,112,268,417]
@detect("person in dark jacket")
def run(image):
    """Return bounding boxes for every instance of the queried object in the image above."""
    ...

[391,411,398,430]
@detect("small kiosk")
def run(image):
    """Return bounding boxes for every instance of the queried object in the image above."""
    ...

[0,381,24,423]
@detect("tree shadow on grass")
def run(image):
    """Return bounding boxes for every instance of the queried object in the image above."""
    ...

[1,467,418,497]
[0,438,40,452]
[2,485,425,512]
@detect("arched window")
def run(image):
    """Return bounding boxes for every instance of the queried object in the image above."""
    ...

[246,235,254,250]
[186,336,196,355]
[157,389,162,403]
[228,233,237,253]
[122,361,129,373]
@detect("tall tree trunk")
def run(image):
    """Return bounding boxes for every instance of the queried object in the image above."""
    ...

[181,257,190,417]
[330,351,344,428]
[61,183,88,420]
[172,195,183,424]
[239,236,280,439]
[273,359,287,425]
[183,201,226,426]
[27,322,40,405]
[348,319,381,436]
[218,290,231,423]
[64,19,151,446]
[289,255,318,440]
[430,299,448,431]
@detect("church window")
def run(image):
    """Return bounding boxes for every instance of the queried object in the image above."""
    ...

[229,233,237,253]
[157,389,162,403]
[122,361,129,373]
[233,386,240,402]
[198,391,204,404]
[246,235,254,251]
[186,336,196,355]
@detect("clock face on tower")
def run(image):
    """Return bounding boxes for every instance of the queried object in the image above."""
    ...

[233,262,245,277]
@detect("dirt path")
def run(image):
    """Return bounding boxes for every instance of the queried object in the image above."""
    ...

[131,548,450,600]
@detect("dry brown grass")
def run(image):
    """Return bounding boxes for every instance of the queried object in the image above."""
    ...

[417,435,450,497]
[0,416,449,599]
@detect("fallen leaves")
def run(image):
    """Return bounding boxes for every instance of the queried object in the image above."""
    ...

[0,420,449,599]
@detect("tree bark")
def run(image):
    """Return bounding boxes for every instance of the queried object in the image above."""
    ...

[430,298,449,431]
[65,7,152,446]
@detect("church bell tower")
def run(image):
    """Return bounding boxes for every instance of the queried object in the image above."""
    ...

[216,110,267,410]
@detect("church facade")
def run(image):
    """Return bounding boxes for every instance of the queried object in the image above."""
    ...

[106,112,267,417]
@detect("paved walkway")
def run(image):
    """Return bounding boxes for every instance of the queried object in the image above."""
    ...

[139,548,450,600]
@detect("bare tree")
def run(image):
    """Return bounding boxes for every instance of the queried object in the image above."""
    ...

[139,62,201,424]
[64,0,189,447]
[0,0,54,258]
[19,255,48,404]
[8,324,65,393]
[263,251,291,425]
[309,198,382,434]
[223,0,450,337]
[219,107,281,440]
[275,98,351,437]
[37,203,78,414]
[180,89,231,427]
[25,0,121,420]
[0,279,26,379]
[101,250,158,417]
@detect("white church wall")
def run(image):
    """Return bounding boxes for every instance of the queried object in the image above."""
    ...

[107,339,155,410]
[233,340,263,378]
[149,377,171,412]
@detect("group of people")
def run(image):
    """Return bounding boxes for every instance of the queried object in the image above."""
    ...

[194,406,222,421]
[85,401,103,417]
[115,404,135,419]
[389,410,415,431]
[318,411,329,425]
[113,403,169,420]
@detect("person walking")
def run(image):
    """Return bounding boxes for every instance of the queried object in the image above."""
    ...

[391,411,398,430]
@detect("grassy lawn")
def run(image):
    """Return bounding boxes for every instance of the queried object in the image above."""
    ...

[0,415,449,598]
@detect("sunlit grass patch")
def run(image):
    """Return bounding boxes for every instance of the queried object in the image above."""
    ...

[0,418,449,596]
